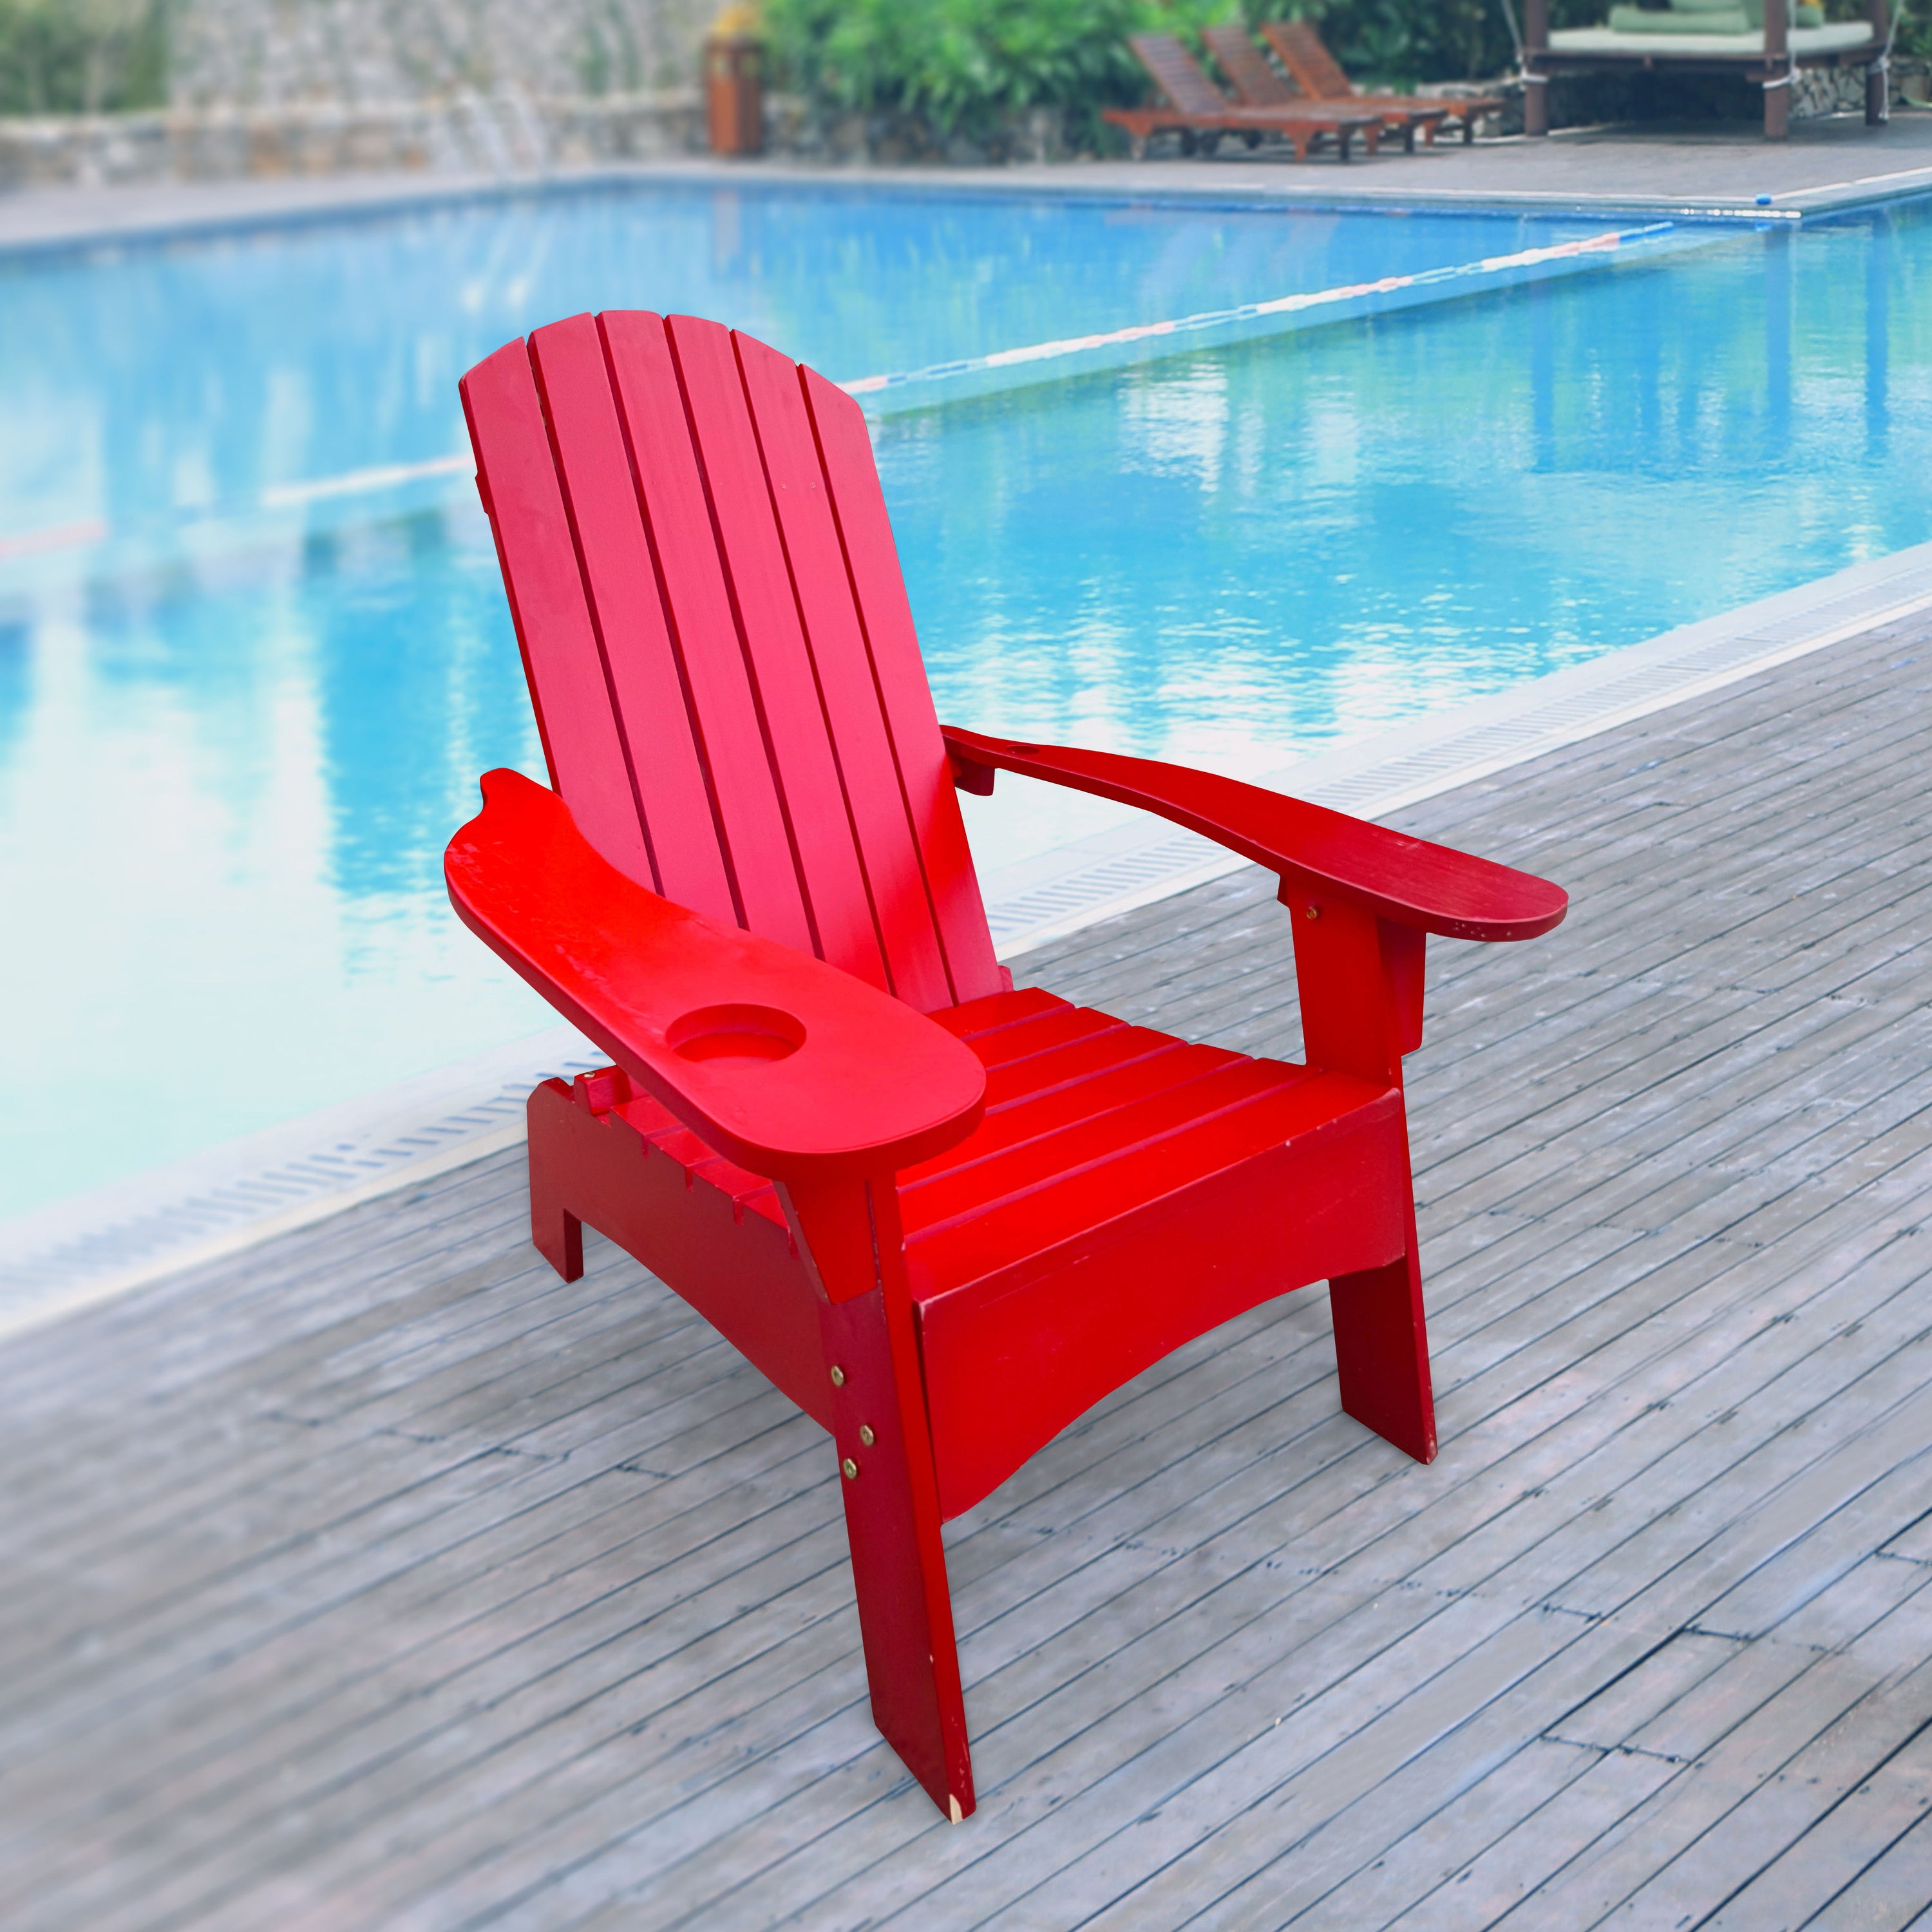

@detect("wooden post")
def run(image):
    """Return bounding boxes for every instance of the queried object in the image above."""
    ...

[1764,0,1790,139]
[705,32,764,155]
[1525,0,1551,135]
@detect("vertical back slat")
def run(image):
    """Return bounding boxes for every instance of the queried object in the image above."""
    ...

[459,341,655,887]
[667,316,890,993]
[525,316,737,924]
[598,310,815,959]
[736,332,956,1014]
[800,369,1006,1007]
[465,313,1006,1016]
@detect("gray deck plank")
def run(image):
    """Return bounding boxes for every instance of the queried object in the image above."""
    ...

[8,608,1932,1928]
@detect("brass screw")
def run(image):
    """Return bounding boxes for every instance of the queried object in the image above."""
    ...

[841,1457,859,1479]
[829,1365,846,1387]
[1305,904,1320,921]
[858,1425,876,1447]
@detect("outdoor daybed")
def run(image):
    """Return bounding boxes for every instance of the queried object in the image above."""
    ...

[1524,0,1888,138]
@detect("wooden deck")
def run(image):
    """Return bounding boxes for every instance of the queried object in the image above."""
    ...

[6,611,1932,1929]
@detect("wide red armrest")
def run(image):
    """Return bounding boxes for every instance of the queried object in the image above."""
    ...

[942,728,1566,943]
[445,770,987,1182]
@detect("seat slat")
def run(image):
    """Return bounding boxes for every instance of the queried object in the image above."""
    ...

[973,1004,1127,1075]
[524,316,737,921]
[457,342,655,887]
[599,310,815,956]
[736,332,958,1012]
[668,316,891,990]
[906,1070,1387,1294]
[901,1058,1302,1233]
[899,1036,1223,1182]
[984,1029,1206,1112]
[612,1095,788,1227]
[927,985,1065,1039]
[801,369,1006,1007]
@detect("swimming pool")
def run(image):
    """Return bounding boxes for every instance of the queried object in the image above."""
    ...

[2,180,1927,1220]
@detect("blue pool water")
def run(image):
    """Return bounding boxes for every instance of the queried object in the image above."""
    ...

[2,182,1928,1218]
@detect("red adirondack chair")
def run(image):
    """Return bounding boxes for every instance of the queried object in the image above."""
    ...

[446,312,1568,1822]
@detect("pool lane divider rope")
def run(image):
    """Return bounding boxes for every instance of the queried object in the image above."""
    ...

[0,219,1736,562]
[840,219,1714,412]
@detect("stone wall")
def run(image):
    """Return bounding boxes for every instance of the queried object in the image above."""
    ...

[0,0,723,187]
[0,90,705,188]
[169,0,717,105]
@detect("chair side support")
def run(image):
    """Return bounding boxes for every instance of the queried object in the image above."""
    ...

[1287,895,1437,1460]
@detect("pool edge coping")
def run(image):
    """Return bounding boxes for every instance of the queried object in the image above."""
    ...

[6,536,1932,1341]
[4,142,1930,267]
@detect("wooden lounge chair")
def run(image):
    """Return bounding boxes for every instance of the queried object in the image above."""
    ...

[1262,20,1502,144]
[1204,24,1448,151]
[447,310,1569,1820]
[1105,32,1383,160]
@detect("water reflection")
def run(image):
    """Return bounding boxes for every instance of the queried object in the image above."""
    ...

[0,186,1928,1216]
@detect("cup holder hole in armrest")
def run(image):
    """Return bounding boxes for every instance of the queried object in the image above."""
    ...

[666,1003,807,1065]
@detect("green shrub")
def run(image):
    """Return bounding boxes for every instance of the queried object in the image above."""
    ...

[763,0,1238,145]
[0,0,168,115]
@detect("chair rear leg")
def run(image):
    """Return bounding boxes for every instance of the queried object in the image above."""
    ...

[527,1079,585,1282]
[1329,1209,1437,1464]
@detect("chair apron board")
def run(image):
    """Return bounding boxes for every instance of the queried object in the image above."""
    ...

[526,985,1414,1520]
[446,310,1569,1819]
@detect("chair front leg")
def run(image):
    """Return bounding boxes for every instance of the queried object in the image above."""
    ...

[781,1173,976,1823]
[1283,889,1439,1464]
[1330,1198,1438,1464]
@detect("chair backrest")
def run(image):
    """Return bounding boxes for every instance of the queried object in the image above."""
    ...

[1128,33,1232,116]
[459,311,1005,1016]
[1202,25,1297,106]
[1263,21,1358,100]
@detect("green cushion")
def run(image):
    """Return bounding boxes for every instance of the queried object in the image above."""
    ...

[1741,0,1831,27]
[1608,5,1750,29]
[1605,0,1822,28]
